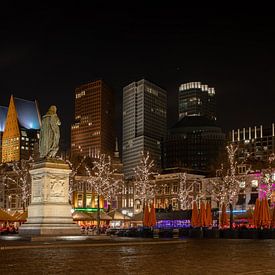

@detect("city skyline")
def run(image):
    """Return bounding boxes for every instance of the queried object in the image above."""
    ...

[1,4,275,148]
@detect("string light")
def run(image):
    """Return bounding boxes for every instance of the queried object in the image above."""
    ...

[66,156,87,202]
[259,153,275,200]
[85,154,123,203]
[2,158,34,210]
[133,151,156,205]
[178,173,191,209]
[208,144,241,206]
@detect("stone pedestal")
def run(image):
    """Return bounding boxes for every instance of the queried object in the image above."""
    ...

[19,159,80,236]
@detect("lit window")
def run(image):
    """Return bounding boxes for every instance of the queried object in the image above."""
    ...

[251,180,258,188]
[239,181,245,188]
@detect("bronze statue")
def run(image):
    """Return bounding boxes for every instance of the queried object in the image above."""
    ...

[39,105,61,158]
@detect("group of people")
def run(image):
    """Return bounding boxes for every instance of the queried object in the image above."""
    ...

[80,225,110,235]
[0,225,18,235]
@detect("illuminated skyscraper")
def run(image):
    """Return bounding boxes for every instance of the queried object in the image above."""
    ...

[1,95,41,163]
[122,79,167,179]
[71,80,115,158]
[178,82,216,120]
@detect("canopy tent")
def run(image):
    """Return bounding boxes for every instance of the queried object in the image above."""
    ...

[0,208,15,222]
[15,211,28,222]
[72,211,94,221]
[107,210,131,221]
[132,212,143,222]
[12,211,21,219]
[89,212,112,220]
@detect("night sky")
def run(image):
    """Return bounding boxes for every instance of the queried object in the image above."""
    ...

[1,3,274,148]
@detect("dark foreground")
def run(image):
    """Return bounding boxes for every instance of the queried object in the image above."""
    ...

[0,236,274,274]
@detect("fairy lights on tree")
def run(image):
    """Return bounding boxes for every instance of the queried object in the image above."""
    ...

[66,156,87,203]
[134,151,156,206]
[208,144,241,228]
[85,154,123,234]
[259,153,275,201]
[178,172,204,210]
[4,158,34,210]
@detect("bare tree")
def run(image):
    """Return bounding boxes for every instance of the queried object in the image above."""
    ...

[66,156,87,204]
[208,144,241,229]
[4,158,34,211]
[259,153,275,201]
[86,154,123,234]
[134,151,157,206]
[178,173,204,210]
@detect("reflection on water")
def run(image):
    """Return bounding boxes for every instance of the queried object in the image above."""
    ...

[1,239,275,274]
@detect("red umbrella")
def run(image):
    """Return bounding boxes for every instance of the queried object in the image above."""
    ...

[143,203,150,227]
[260,198,271,228]
[252,198,260,227]
[148,203,157,227]
[205,201,213,227]
[198,201,207,227]
[191,201,199,227]
[220,203,228,228]
[271,207,275,228]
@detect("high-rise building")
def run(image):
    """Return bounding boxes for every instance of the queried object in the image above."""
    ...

[162,116,225,173]
[229,123,275,165]
[71,80,115,158]
[178,81,216,120]
[1,95,41,163]
[123,79,167,179]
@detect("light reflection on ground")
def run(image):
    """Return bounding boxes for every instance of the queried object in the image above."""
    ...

[0,239,275,274]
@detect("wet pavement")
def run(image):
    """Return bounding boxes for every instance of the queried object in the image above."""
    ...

[0,237,275,274]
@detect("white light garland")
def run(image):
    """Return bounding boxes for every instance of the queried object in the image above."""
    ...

[208,144,241,206]
[3,158,34,210]
[133,151,156,205]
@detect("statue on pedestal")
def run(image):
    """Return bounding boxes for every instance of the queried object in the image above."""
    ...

[39,105,61,158]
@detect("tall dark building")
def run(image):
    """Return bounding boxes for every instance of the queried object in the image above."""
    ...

[163,116,225,173]
[123,79,167,179]
[178,82,216,121]
[71,80,115,158]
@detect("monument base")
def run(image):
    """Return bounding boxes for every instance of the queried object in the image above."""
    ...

[19,223,80,236]
[19,159,80,236]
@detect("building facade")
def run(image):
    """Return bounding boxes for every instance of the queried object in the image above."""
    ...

[122,79,167,179]
[154,171,205,210]
[163,116,225,173]
[178,81,216,121]
[71,151,124,213]
[201,168,271,211]
[229,123,275,164]
[1,96,41,163]
[71,80,115,158]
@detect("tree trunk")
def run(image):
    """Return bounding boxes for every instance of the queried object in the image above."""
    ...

[229,202,233,230]
[97,194,100,235]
